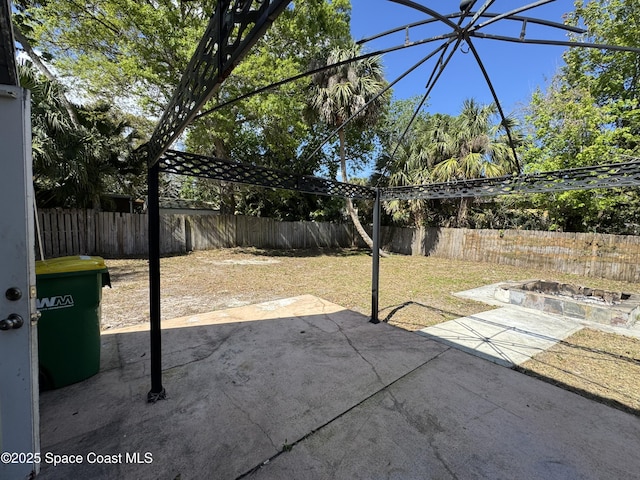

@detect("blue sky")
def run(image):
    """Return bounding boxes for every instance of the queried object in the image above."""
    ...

[349,0,578,117]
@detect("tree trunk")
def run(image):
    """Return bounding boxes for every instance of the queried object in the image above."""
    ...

[414,200,428,227]
[457,197,470,227]
[214,138,236,214]
[338,129,388,257]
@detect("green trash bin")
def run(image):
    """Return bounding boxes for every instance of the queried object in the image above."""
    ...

[35,256,111,390]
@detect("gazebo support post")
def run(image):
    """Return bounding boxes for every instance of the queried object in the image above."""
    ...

[147,162,166,402]
[371,188,381,324]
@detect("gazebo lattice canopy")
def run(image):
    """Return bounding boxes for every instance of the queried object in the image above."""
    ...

[160,149,640,202]
[128,0,640,402]
[160,150,376,200]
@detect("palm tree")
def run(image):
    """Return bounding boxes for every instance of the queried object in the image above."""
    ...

[429,99,520,226]
[19,62,144,209]
[308,41,389,252]
[385,135,433,226]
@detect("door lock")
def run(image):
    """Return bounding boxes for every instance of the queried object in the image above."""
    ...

[0,314,24,330]
[5,287,22,301]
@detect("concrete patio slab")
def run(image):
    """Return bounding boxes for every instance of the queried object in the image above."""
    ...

[250,348,640,480]
[418,307,583,367]
[36,295,640,480]
[37,295,446,479]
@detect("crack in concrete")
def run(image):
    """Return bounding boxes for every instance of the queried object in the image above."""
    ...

[430,441,460,480]
[159,327,241,373]
[325,315,386,387]
[234,348,451,480]
[297,301,388,384]
[325,411,375,477]
[383,388,459,479]
[452,379,525,421]
[298,315,335,334]
[220,387,279,454]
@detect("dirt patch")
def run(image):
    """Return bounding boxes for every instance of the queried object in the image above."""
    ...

[100,247,640,414]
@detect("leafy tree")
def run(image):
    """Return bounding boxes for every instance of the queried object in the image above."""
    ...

[13,0,213,114]
[14,0,355,220]
[521,1,640,233]
[181,0,353,217]
[564,0,640,106]
[308,41,390,251]
[523,79,640,232]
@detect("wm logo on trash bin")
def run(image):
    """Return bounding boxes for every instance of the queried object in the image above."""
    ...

[37,295,75,310]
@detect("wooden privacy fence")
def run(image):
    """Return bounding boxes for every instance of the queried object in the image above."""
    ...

[36,209,356,258]
[374,226,640,283]
[37,209,640,282]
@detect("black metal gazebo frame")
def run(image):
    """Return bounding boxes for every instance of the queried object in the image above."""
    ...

[131,1,640,403]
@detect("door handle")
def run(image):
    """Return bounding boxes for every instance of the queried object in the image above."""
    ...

[0,314,24,330]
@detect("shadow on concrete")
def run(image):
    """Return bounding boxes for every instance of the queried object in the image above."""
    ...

[38,296,446,480]
[37,296,640,480]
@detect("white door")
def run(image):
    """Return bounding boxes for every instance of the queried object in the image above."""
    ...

[0,85,40,479]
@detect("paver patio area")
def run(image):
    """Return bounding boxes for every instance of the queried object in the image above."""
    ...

[417,283,640,368]
[38,295,640,479]
[419,305,583,367]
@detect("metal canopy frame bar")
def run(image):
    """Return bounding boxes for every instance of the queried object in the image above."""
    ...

[144,0,292,167]
[358,11,585,46]
[196,31,458,121]
[470,0,555,31]
[381,160,640,201]
[160,150,376,200]
[390,0,461,31]
[145,0,293,403]
[470,32,640,54]
[160,152,640,203]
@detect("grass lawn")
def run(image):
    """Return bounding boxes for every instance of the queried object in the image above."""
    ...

[102,247,640,415]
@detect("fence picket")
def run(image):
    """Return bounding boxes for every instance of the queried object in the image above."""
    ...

[36,209,640,282]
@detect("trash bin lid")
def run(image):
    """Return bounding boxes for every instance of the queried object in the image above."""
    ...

[36,256,108,275]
